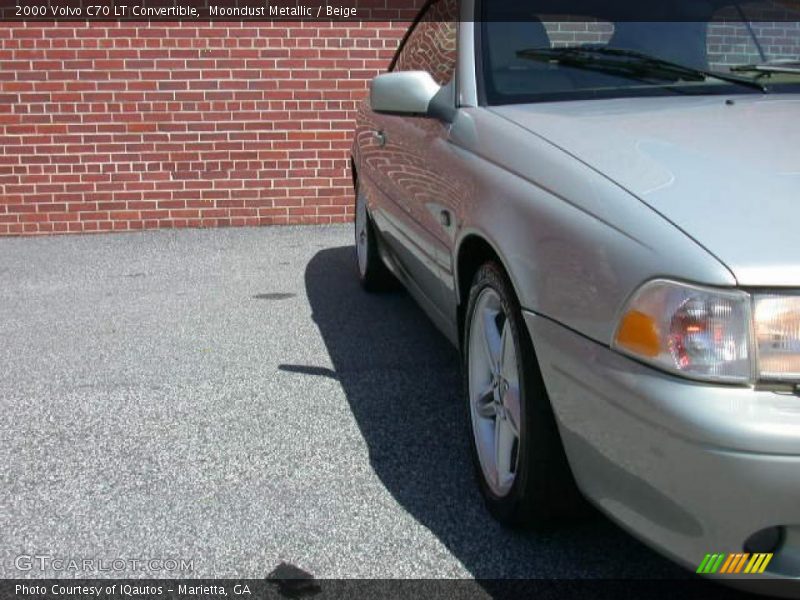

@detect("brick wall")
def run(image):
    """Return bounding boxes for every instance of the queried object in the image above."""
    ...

[0,22,407,235]
[3,16,798,237]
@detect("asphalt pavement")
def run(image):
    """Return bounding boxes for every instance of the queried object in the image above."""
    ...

[0,225,688,582]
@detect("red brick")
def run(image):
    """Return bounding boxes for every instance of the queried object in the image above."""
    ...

[0,21,407,236]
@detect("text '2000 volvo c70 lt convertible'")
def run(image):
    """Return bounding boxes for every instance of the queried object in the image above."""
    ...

[351,0,800,594]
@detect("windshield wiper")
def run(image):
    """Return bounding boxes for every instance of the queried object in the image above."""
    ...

[516,46,767,93]
[731,60,800,75]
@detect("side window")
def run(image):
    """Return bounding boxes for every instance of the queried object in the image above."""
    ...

[392,0,458,86]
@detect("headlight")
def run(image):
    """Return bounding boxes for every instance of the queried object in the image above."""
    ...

[753,294,800,382]
[612,280,753,383]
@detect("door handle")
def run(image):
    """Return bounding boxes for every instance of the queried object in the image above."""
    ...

[373,130,387,147]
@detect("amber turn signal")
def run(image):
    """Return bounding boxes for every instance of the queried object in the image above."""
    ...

[615,310,660,358]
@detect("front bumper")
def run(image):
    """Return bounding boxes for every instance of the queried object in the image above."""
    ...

[524,312,800,591]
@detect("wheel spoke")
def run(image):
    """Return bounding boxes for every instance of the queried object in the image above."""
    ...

[503,383,521,437]
[499,321,518,383]
[482,308,503,374]
[475,387,496,419]
[494,417,516,485]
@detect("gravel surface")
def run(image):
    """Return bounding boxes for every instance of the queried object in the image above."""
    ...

[0,225,686,581]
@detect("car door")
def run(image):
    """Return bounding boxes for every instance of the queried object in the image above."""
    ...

[363,0,459,329]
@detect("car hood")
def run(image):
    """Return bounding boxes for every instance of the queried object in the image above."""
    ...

[491,95,800,287]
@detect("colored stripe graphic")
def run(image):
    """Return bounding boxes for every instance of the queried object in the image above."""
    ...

[745,553,774,574]
[734,553,750,574]
[698,553,773,575]
[697,554,726,574]
[719,554,736,574]
[696,554,713,573]
[719,553,750,574]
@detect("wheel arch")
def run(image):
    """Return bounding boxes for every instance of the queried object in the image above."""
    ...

[455,231,525,349]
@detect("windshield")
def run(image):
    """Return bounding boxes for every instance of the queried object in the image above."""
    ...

[481,1,800,104]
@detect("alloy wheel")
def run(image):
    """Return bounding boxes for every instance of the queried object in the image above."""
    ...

[468,287,523,497]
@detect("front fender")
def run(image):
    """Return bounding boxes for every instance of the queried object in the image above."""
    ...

[450,108,736,346]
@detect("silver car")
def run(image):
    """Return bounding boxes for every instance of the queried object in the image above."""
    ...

[350,0,800,589]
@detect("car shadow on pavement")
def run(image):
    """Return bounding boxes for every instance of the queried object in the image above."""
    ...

[291,246,693,583]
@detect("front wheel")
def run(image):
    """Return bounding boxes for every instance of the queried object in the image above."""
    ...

[354,182,395,292]
[464,262,586,528]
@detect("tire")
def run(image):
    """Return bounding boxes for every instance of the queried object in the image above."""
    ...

[354,181,395,292]
[463,262,586,528]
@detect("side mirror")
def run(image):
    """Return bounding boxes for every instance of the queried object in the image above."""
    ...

[370,71,442,117]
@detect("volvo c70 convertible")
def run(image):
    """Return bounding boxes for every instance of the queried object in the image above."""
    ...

[350,0,800,589]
